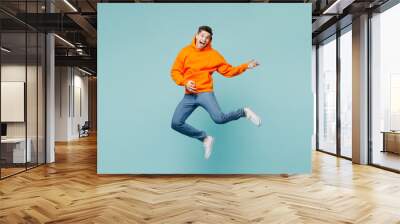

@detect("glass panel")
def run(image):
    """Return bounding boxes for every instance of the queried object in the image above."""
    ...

[38,32,45,165]
[312,46,317,150]
[0,1,46,178]
[27,31,38,169]
[340,29,352,158]
[25,0,38,169]
[371,4,400,171]
[1,31,27,177]
[318,36,337,154]
[0,1,27,33]
[0,1,27,14]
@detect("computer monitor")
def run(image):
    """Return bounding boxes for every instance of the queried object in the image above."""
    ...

[1,123,7,137]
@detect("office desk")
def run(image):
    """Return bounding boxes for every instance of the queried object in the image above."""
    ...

[1,138,32,163]
[381,131,400,154]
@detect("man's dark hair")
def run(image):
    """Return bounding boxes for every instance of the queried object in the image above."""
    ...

[198,26,213,36]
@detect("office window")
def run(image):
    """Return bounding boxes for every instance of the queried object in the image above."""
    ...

[312,46,317,150]
[371,3,400,171]
[318,36,337,154]
[340,28,352,158]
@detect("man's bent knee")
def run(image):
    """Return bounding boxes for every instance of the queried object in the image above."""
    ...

[212,114,226,124]
[171,120,183,130]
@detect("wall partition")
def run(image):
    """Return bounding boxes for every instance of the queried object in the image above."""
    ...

[0,1,47,179]
[98,4,313,174]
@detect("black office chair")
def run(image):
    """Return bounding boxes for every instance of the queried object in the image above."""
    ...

[79,121,90,138]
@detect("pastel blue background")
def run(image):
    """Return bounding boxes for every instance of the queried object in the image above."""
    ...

[98,3,312,174]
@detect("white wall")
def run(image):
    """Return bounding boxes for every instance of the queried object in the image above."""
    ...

[1,65,41,137]
[55,67,89,141]
[70,72,89,138]
[1,65,26,137]
[55,66,69,141]
[1,63,46,164]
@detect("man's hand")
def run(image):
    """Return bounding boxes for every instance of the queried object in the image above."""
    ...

[185,80,197,93]
[247,59,260,69]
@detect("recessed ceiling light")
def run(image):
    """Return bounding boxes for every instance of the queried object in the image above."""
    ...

[63,0,78,12]
[54,34,75,48]
[1,47,11,53]
[322,0,354,15]
[78,67,93,76]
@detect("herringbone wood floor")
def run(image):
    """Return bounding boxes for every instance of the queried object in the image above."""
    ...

[1,134,400,224]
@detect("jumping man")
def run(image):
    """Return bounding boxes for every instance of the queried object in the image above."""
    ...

[170,25,261,159]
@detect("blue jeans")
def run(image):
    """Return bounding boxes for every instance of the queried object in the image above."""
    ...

[171,92,245,142]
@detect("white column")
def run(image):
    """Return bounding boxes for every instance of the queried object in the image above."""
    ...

[46,1,55,163]
[352,14,369,164]
[46,32,55,163]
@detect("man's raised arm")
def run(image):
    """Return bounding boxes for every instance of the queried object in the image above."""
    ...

[216,53,259,78]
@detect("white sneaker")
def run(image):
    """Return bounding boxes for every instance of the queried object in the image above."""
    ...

[203,136,214,160]
[244,107,262,127]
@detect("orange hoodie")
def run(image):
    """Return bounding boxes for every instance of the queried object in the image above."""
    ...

[171,37,249,94]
